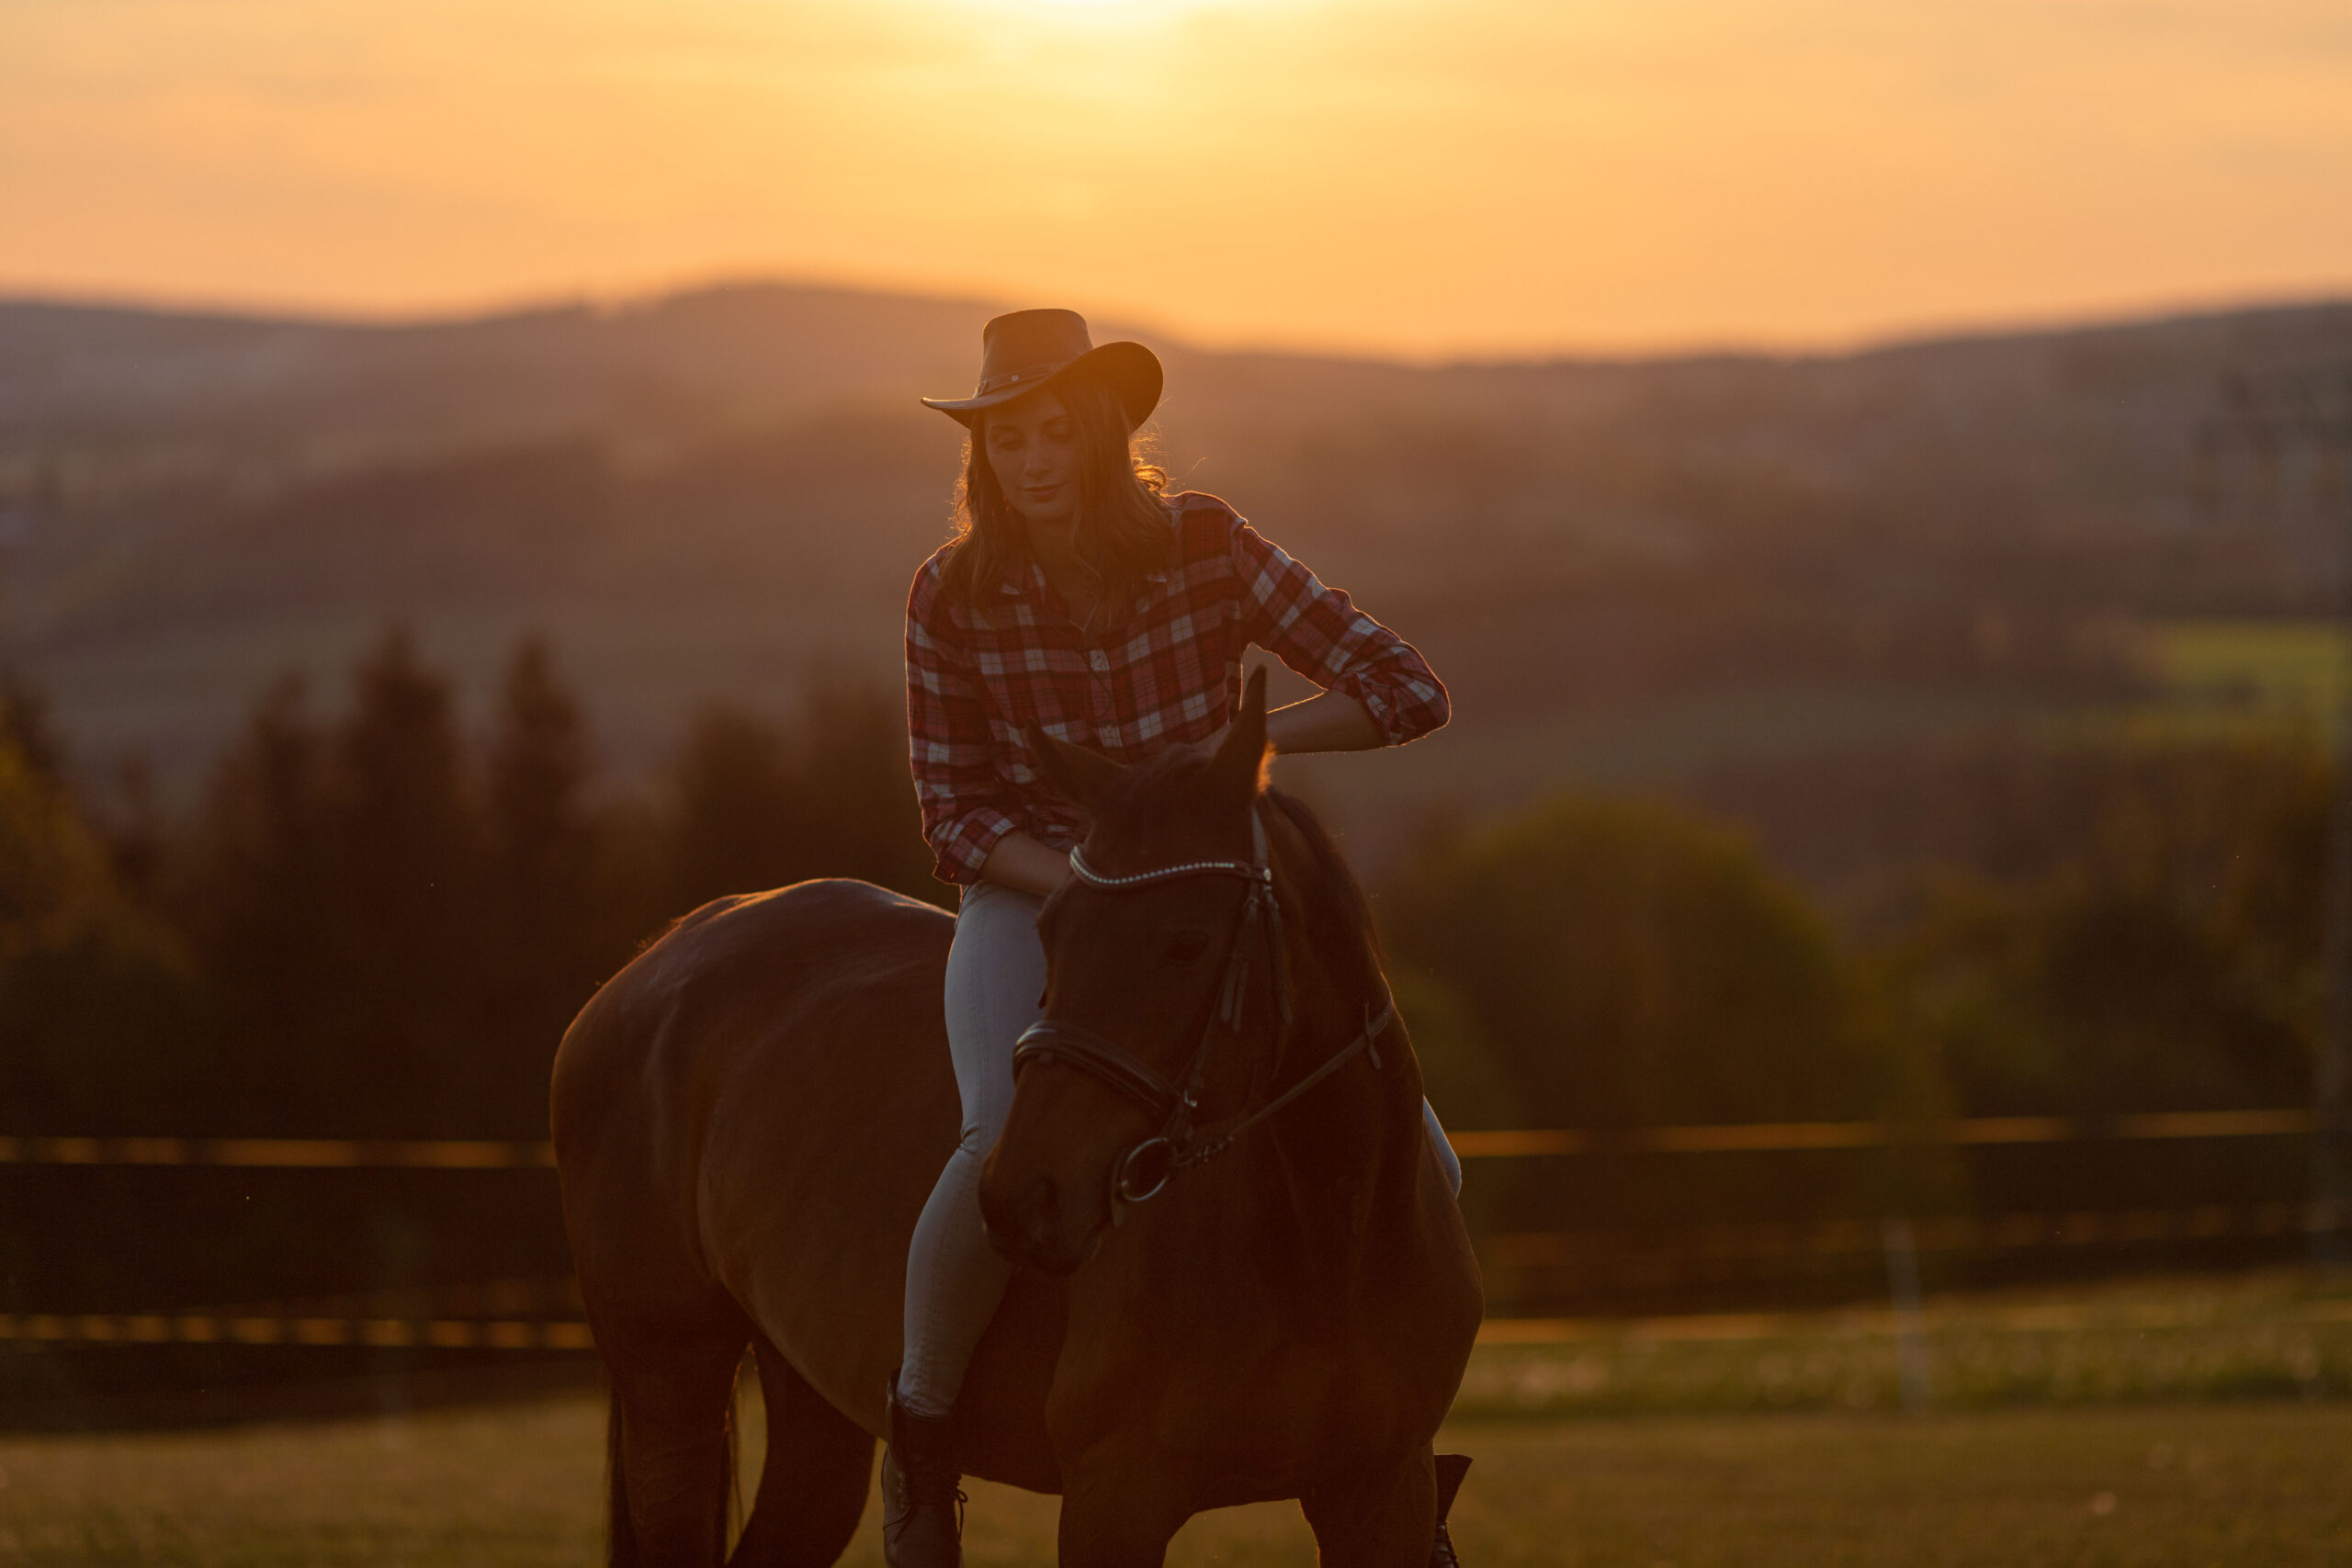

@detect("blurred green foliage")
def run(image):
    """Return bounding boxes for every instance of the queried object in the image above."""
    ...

[1,631,935,1144]
[1,641,2327,1144]
[1386,794,1952,1247]
[0,695,206,1134]
[1387,795,1898,1131]
[1380,753,2325,1283]
[0,638,2334,1322]
[1861,737,2326,1118]
[1388,739,2327,1134]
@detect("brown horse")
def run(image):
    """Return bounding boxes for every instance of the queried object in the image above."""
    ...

[552,671,1482,1565]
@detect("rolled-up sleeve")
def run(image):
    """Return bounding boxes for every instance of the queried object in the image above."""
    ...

[905,565,1021,883]
[1229,518,1451,745]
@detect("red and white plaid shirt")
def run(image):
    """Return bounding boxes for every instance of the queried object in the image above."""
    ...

[905,491,1450,884]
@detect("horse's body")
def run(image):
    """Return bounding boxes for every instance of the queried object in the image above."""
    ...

[556,682,1482,1566]
[555,879,1063,1563]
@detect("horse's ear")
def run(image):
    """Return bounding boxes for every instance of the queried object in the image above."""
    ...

[1213,666,1272,799]
[1034,728,1124,810]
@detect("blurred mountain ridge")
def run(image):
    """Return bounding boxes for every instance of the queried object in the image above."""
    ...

[1,281,2346,864]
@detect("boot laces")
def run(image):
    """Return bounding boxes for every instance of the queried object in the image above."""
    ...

[899,1446,966,1517]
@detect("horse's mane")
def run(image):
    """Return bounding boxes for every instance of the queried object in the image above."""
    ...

[1088,750,1385,998]
[1260,788,1385,981]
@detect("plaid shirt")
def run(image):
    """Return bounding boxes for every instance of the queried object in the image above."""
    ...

[905,491,1450,884]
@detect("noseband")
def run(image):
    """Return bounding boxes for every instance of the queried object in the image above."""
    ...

[1012,809,1396,1208]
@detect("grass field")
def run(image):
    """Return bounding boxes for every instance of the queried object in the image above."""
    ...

[1458,1269,2352,1417]
[8,1272,2352,1567]
[5,1393,2349,1567]
[2133,619,2346,739]
[5,1274,2348,1565]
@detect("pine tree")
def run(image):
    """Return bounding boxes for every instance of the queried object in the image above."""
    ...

[481,637,609,1132]
[193,676,344,1127]
[328,629,483,1133]
[666,703,808,914]
[663,677,938,917]
[796,672,936,902]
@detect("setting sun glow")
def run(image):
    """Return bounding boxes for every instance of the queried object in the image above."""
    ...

[4,0,2349,355]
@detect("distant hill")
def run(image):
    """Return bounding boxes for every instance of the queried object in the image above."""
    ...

[0,285,1002,465]
[11,282,2346,557]
[2,282,2346,872]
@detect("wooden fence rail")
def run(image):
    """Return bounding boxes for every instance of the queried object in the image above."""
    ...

[3,1111,2325,1353]
[0,1111,2314,1168]
[9,1190,2336,1355]
[0,1137,555,1168]
[1446,1110,2312,1158]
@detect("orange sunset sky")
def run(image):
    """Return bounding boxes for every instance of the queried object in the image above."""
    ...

[6,0,2351,357]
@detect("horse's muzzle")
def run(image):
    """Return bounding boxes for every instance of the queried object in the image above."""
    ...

[977,1168,1102,1275]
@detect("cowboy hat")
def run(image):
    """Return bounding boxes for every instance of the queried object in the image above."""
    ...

[922,309,1162,429]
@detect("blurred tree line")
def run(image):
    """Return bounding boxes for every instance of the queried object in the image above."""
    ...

[1388,733,2326,1135]
[0,632,934,1140]
[1382,731,2327,1284]
[0,629,2327,1165]
[0,635,2333,1328]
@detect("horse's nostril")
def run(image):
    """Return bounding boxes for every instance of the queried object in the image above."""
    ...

[1022,1177,1060,1247]
[980,1172,1064,1265]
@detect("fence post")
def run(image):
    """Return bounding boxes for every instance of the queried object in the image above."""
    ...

[1881,1217,1932,1414]
[371,1202,420,1418]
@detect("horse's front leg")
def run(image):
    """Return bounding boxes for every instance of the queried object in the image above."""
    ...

[1300,1448,1441,1568]
[1055,1442,1192,1568]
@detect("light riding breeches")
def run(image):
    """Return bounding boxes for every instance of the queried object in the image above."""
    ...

[895,877,1464,1418]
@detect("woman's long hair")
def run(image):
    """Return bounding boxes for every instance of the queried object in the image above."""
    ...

[939,375,1172,620]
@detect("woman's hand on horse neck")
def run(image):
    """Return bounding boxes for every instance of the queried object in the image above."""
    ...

[978,831,1078,897]
[1262,692,1383,756]
[1200,691,1385,759]
[976,694,1382,898]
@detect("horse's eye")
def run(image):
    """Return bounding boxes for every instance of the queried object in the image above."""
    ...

[1168,931,1210,964]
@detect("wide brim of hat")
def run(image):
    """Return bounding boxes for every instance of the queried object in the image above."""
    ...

[922,340,1163,430]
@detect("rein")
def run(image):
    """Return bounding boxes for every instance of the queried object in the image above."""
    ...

[1012,807,1395,1208]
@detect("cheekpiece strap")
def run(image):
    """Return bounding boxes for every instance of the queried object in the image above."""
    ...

[1173,992,1396,1174]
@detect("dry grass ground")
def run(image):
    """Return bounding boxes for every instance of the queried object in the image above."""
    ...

[4,1395,2350,1567]
[1458,1269,2352,1417]
[6,1275,2352,1565]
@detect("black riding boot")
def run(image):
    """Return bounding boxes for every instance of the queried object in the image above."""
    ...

[883,1382,965,1568]
[1429,1452,1472,1567]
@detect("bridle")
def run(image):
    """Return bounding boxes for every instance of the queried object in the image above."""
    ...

[1011,807,1396,1209]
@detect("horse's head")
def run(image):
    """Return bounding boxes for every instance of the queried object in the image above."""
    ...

[977,668,1280,1273]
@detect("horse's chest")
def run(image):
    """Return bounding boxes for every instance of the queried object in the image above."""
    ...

[1088,1317,1435,1507]
[1082,1270,1444,1459]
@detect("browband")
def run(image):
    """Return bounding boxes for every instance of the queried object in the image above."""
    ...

[1067,814,1273,892]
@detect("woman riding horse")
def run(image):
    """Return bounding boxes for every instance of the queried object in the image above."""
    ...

[554,309,1478,1568]
[891,309,1465,1565]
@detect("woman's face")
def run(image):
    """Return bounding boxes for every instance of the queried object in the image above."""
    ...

[983,388,1080,527]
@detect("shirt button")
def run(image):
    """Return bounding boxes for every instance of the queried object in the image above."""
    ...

[1088,650,1109,672]
[1097,725,1117,744]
